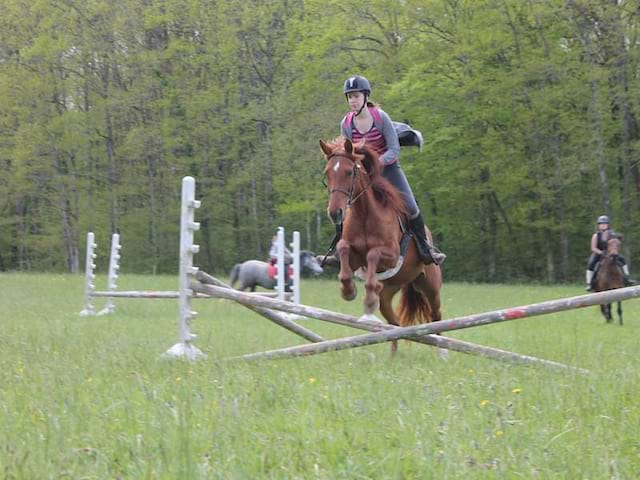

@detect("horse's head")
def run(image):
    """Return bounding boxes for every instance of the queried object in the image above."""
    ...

[607,235,622,257]
[319,137,385,225]
[301,251,323,275]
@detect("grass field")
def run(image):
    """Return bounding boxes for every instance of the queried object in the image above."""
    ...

[1,272,639,479]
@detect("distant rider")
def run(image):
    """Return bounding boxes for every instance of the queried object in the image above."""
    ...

[585,215,634,290]
[269,234,293,265]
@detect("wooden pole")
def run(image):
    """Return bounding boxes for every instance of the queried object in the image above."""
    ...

[92,291,183,298]
[195,271,324,343]
[235,322,587,373]
[192,280,593,372]
[219,285,640,363]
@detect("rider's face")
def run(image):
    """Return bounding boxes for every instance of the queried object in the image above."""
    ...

[346,91,365,111]
[598,223,609,231]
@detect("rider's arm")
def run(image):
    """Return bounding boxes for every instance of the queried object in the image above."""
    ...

[378,109,400,166]
[591,233,602,255]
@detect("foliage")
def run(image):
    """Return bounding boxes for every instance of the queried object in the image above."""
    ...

[1,0,640,282]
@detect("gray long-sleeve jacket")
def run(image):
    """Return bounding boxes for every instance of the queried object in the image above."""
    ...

[340,106,401,166]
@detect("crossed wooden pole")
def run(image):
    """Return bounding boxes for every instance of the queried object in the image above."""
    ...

[192,272,640,373]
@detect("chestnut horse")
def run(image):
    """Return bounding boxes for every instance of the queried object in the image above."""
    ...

[594,235,624,325]
[320,137,442,353]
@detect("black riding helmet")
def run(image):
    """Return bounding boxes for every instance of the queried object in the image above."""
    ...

[343,75,371,117]
[343,75,371,96]
[597,215,610,225]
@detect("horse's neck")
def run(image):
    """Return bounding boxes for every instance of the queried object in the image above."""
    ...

[601,256,619,272]
[345,188,398,238]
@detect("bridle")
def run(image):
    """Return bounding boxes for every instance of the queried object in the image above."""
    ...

[324,152,371,208]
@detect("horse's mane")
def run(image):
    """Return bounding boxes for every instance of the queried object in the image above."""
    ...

[325,137,407,216]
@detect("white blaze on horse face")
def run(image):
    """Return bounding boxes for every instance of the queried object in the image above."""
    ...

[333,160,340,173]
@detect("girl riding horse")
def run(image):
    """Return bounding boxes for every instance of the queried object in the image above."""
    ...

[340,75,445,265]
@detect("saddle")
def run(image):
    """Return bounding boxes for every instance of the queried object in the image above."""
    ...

[267,263,293,280]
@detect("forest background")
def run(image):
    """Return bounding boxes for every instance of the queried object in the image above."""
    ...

[0,0,639,283]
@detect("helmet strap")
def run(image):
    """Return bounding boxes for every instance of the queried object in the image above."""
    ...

[355,93,368,117]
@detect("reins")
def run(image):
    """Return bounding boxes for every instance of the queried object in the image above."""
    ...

[320,152,373,266]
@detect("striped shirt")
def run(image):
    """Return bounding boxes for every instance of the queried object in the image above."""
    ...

[351,123,393,164]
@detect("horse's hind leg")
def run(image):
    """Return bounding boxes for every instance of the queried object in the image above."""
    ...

[413,270,448,359]
[412,270,441,322]
[618,302,623,325]
[379,287,401,355]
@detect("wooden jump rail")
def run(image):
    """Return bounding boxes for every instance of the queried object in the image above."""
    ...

[188,279,640,373]
[216,285,640,366]
[195,271,324,343]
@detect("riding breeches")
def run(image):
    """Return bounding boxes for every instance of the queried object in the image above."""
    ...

[588,253,627,270]
[382,163,419,219]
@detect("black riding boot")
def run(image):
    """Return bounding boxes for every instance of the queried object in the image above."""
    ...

[620,264,636,286]
[409,213,446,265]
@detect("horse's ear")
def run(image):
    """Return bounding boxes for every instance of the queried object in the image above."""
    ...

[344,138,353,155]
[319,140,333,157]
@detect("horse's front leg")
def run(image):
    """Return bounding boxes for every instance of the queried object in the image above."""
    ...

[363,249,384,315]
[336,239,356,301]
[358,247,396,324]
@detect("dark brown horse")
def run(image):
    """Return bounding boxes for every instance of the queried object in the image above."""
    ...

[594,235,624,325]
[319,137,442,353]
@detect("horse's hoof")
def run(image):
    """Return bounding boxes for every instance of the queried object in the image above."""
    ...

[437,348,449,361]
[358,314,383,324]
[341,285,357,301]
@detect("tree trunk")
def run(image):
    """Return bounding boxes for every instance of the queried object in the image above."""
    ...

[568,0,611,215]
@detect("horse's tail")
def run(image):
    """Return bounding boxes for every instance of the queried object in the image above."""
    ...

[397,281,432,327]
[229,264,241,288]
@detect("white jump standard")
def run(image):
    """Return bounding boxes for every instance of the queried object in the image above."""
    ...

[163,176,205,360]
[79,232,98,317]
[99,233,121,315]
[79,176,320,358]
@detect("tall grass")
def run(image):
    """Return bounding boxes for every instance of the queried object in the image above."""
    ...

[0,273,638,478]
